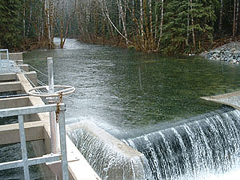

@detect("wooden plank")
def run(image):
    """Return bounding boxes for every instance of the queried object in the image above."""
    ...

[0,121,45,145]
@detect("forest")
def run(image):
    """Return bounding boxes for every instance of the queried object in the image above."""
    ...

[0,0,240,55]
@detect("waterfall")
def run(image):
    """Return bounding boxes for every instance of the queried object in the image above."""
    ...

[68,121,154,180]
[124,107,240,180]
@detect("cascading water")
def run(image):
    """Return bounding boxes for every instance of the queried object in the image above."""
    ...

[23,38,240,179]
[124,106,240,180]
[68,121,154,180]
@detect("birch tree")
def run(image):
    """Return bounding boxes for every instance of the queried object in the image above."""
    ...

[118,0,128,44]
[233,0,236,37]
[157,0,164,51]
[190,0,196,52]
[219,0,223,34]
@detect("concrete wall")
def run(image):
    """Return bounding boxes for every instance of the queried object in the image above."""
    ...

[0,57,101,180]
[1,52,23,61]
[68,121,148,180]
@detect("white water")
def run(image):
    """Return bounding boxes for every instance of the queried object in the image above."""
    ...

[23,38,240,179]
[125,108,240,180]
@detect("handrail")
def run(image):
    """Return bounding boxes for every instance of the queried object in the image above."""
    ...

[0,103,69,180]
[0,49,9,61]
[0,103,66,117]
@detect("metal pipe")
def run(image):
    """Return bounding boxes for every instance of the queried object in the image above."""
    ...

[47,57,54,95]
[6,49,9,61]
[59,108,69,180]
[0,94,29,99]
[47,57,60,154]
[18,115,30,180]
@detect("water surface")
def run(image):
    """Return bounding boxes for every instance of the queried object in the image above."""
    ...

[23,38,240,138]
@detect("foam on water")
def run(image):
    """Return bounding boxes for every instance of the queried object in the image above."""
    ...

[124,108,240,180]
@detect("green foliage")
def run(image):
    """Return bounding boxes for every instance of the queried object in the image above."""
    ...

[0,0,45,51]
[160,0,216,55]
[0,0,238,54]
[0,0,23,51]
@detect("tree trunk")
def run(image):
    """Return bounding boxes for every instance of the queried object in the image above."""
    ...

[26,0,32,37]
[233,0,236,37]
[236,0,239,36]
[102,16,106,44]
[143,0,149,49]
[129,0,141,48]
[219,0,223,34]
[149,0,154,50]
[45,0,54,49]
[157,0,164,50]
[140,0,144,46]
[50,0,55,48]
[187,0,190,46]
[154,0,159,40]
[23,0,26,38]
[99,0,130,43]
[118,0,128,44]
[190,0,196,52]
[60,0,77,48]
[60,17,64,48]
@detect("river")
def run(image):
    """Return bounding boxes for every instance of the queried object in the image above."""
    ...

[23,38,240,139]
[22,38,240,180]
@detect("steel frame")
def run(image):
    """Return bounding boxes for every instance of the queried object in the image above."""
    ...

[0,103,69,180]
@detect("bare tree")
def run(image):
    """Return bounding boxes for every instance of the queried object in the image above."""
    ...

[118,0,128,44]
[59,0,77,48]
[140,0,144,45]
[219,0,223,34]
[190,0,196,52]
[44,0,55,49]
[233,0,236,37]
[98,0,131,44]
[149,0,154,49]
[157,0,164,51]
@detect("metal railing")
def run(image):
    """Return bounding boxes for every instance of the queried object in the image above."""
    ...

[0,103,69,180]
[0,49,20,74]
[0,49,9,61]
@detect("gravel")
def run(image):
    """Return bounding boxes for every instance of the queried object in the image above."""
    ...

[203,42,240,65]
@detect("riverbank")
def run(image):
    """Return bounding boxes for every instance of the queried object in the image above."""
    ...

[201,37,240,65]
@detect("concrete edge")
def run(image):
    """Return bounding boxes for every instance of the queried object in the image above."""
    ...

[201,90,240,110]
[68,121,143,158]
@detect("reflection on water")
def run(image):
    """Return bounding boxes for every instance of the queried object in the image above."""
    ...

[23,38,240,138]
[0,142,45,179]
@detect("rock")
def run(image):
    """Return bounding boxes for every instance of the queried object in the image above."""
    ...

[206,42,240,65]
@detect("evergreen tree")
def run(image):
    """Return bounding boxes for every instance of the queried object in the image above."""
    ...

[161,0,190,54]
[160,0,216,54]
[190,0,217,52]
[0,0,23,51]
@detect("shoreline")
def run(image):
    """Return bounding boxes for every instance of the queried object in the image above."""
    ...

[201,41,240,65]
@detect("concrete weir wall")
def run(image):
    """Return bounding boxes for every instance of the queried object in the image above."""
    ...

[0,53,100,180]
[68,121,149,180]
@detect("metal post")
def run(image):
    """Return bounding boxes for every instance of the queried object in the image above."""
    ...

[47,57,60,154]
[18,115,30,180]
[48,57,54,95]
[59,107,69,180]
[6,49,9,61]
